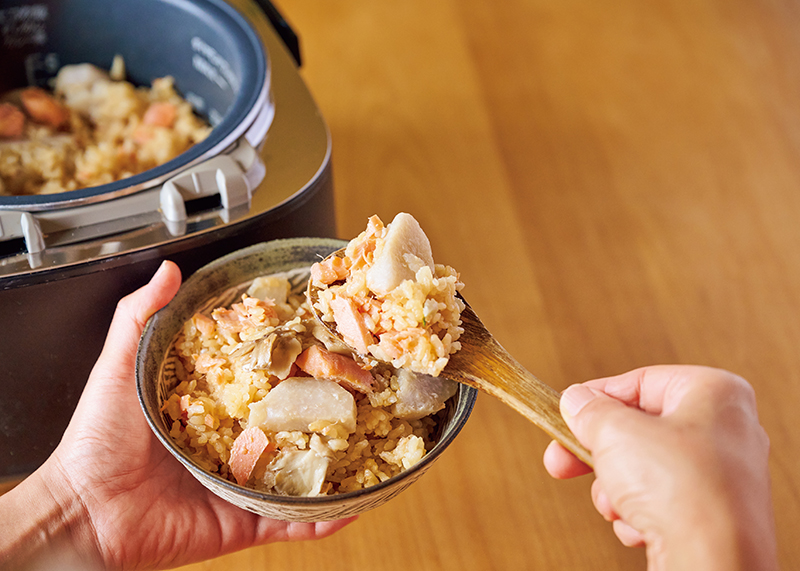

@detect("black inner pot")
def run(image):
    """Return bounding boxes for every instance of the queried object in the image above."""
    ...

[0,0,267,208]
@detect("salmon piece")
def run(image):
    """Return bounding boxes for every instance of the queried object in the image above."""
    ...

[342,216,383,270]
[310,255,349,285]
[377,328,426,359]
[360,295,383,323]
[295,345,375,393]
[0,103,25,138]
[329,295,374,355]
[213,296,277,331]
[365,214,384,235]
[229,427,273,485]
[212,306,246,334]
[241,295,278,321]
[192,313,216,337]
[194,352,226,374]
[353,238,377,259]
[143,101,177,128]
[132,124,154,144]
[20,87,70,128]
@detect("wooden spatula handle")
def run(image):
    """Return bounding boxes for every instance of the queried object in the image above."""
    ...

[449,305,593,468]
[482,348,593,467]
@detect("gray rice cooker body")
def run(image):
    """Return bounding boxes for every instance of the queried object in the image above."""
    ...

[0,0,335,480]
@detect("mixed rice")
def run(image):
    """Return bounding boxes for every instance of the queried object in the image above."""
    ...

[0,56,211,195]
[163,214,464,497]
[311,212,465,377]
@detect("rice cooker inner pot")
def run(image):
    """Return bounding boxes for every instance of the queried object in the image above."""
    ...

[0,0,268,210]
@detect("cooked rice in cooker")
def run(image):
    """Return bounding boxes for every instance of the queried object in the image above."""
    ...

[0,56,211,196]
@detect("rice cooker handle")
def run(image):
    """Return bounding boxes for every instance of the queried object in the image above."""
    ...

[253,0,302,67]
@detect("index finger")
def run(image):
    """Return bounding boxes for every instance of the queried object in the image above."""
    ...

[581,365,723,416]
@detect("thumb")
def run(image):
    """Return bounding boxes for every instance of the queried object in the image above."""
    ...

[63,260,183,443]
[559,383,637,454]
[91,260,182,382]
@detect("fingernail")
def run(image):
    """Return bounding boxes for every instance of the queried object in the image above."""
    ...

[151,260,168,281]
[560,384,597,419]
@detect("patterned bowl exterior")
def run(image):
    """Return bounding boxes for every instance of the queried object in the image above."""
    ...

[136,237,478,522]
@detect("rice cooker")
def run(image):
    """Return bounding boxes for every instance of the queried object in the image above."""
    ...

[0,0,335,482]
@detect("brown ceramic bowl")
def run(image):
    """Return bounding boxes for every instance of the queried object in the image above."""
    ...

[136,237,477,522]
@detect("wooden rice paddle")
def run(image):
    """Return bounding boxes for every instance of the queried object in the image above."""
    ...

[307,251,593,468]
[444,301,592,467]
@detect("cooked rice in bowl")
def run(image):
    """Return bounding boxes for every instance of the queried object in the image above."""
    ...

[138,237,477,520]
[161,266,459,497]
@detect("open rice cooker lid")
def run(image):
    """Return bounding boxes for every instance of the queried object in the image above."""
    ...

[0,0,285,278]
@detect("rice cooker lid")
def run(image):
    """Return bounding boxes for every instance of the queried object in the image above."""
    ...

[0,0,270,211]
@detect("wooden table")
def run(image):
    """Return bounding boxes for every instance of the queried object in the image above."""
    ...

[178,0,800,568]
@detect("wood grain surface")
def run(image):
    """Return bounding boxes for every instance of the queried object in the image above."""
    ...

[176,0,800,568]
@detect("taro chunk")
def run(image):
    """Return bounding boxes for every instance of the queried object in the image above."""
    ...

[249,377,357,434]
[247,276,291,305]
[270,446,331,497]
[54,63,111,116]
[392,368,458,420]
[366,212,435,296]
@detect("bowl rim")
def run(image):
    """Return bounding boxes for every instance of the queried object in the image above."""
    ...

[136,237,478,506]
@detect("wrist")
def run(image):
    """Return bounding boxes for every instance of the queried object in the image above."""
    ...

[0,459,102,571]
